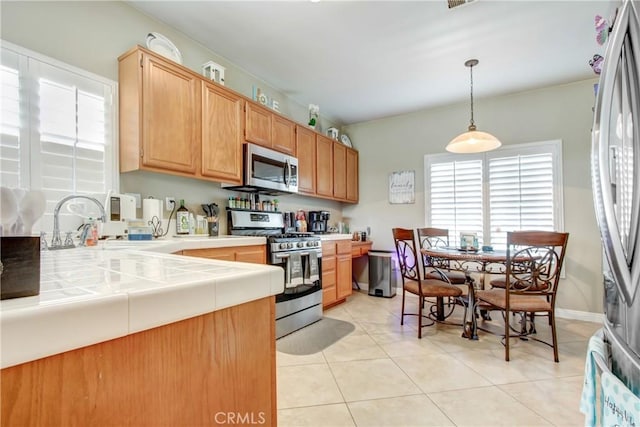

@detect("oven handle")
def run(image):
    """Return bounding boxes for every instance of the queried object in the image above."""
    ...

[274,251,320,259]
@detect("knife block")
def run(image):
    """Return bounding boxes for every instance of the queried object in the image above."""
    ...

[1,236,40,300]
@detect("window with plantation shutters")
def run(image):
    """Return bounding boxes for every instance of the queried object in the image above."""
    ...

[429,158,484,244]
[425,140,563,249]
[0,41,117,234]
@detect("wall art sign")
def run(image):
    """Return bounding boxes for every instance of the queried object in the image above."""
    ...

[389,170,415,204]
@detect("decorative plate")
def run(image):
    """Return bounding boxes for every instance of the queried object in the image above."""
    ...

[340,133,352,148]
[146,32,182,64]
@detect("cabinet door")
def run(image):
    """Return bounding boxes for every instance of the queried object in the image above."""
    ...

[336,254,352,300]
[201,82,243,184]
[142,53,200,174]
[245,103,272,147]
[316,135,334,198]
[346,148,359,203]
[182,247,234,261]
[333,143,347,200]
[296,126,316,195]
[272,115,296,156]
[322,255,337,307]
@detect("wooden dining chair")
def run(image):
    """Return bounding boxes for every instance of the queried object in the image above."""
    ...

[416,227,467,285]
[392,228,463,338]
[475,230,569,362]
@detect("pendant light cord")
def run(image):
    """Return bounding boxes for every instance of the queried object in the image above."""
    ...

[469,63,475,128]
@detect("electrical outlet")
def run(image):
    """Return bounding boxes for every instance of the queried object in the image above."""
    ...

[165,197,176,211]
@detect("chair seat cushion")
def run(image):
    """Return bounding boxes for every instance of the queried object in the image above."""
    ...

[426,270,467,284]
[404,279,463,298]
[490,277,549,291]
[476,288,551,312]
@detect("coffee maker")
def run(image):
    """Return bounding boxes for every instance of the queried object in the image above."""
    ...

[308,211,330,234]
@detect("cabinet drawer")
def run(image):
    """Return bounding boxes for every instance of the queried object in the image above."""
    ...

[336,241,352,255]
[322,242,336,256]
[322,257,336,272]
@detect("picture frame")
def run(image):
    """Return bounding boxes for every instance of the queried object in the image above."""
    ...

[389,170,415,204]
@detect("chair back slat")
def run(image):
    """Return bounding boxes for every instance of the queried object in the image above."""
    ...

[392,228,421,282]
[506,231,569,297]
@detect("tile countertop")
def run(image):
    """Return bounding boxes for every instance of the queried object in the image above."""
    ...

[317,233,353,241]
[0,236,283,369]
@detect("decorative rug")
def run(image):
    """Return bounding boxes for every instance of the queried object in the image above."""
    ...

[276,318,356,355]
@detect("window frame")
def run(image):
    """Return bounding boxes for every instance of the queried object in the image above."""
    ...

[424,140,565,248]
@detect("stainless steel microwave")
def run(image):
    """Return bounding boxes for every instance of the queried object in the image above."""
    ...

[222,143,298,194]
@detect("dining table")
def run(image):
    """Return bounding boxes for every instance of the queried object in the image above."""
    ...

[420,247,511,340]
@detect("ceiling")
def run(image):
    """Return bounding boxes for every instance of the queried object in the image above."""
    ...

[128,0,618,125]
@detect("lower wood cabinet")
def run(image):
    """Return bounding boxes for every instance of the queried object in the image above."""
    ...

[322,240,352,308]
[1,297,277,426]
[181,245,266,264]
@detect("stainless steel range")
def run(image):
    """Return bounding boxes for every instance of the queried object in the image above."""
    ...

[228,209,323,338]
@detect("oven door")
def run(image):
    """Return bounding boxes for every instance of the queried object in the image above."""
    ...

[273,251,322,338]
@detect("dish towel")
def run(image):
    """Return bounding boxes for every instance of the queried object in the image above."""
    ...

[286,253,303,289]
[306,251,319,283]
[601,370,640,427]
[580,329,607,426]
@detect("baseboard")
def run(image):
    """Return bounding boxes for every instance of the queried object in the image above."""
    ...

[555,308,604,323]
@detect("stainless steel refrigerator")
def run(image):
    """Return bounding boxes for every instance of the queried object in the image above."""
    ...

[592,0,640,401]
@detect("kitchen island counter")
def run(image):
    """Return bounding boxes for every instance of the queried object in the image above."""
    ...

[1,236,282,426]
[1,236,280,369]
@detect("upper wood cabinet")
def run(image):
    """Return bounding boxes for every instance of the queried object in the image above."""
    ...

[272,115,296,156]
[119,48,200,175]
[245,102,271,147]
[333,143,347,200]
[296,125,316,195]
[316,135,334,198]
[346,147,359,203]
[201,81,243,184]
[245,103,296,156]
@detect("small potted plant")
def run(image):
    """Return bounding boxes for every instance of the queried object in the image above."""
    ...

[308,104,319,130]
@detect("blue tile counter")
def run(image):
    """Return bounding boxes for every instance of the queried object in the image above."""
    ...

[0,236,282,368]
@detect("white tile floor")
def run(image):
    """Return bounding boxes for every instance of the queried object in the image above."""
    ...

[276,290,600,427]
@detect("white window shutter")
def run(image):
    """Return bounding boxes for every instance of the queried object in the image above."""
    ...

[429,159,484,245]
[1,43,116,235]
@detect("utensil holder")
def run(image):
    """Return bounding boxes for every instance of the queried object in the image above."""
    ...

[208,219,219,237]
[1,236,40,300]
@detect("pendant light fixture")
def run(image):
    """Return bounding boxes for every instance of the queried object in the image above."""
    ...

[446,59,501,153]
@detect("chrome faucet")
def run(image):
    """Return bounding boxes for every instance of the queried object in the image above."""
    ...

[50,195,106,250]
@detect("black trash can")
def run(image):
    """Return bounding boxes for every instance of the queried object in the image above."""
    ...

[368,250,398,298]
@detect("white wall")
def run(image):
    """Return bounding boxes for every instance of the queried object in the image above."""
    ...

[343,80,603,314]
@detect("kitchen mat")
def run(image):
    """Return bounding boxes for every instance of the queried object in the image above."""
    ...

[276,318,355,355]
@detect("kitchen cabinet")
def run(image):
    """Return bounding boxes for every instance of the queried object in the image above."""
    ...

[245,103,296,156]
[316,135,334,198]
[322,240,352,308]
[119,47,200,176]
[333,142,347,200]
[346,147,359,203]
[1,297,277,426]
[181,245,266,264]
[272,115,296,156]
[245,102,272,147]
[296,125,316,195]
[201,80,243,184]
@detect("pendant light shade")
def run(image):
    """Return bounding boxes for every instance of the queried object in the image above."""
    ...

[446,59,501,153]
